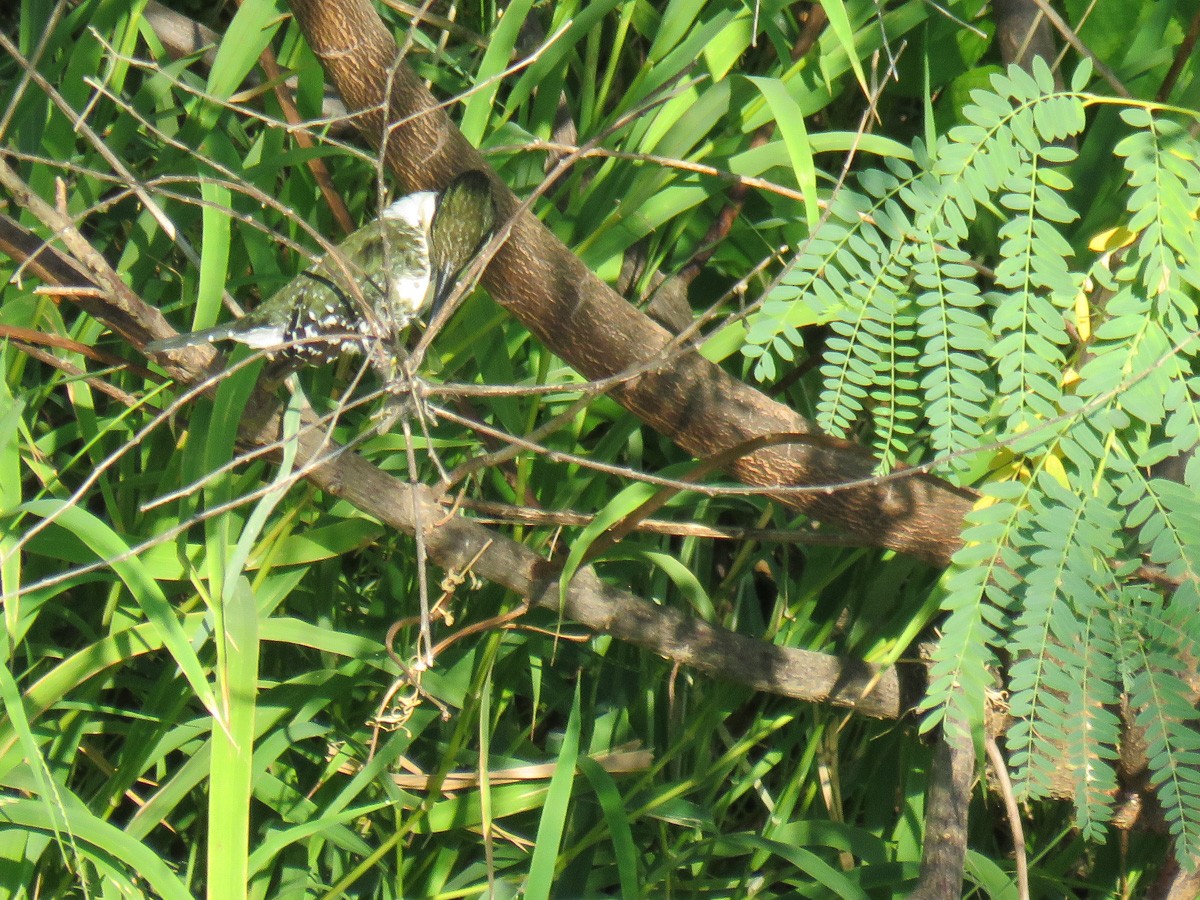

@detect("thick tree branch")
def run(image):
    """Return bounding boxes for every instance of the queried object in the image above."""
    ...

[0,8,1179,837]
[0,209,913,720]
[261,395,916,718]
[911,717,976,898]
[285,0,977,568]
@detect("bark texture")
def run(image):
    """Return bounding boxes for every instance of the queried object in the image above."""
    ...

[287,0,977,568]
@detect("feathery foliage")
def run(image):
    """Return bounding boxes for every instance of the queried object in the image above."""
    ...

[3,0,1198,894]
[746,58,1200,863]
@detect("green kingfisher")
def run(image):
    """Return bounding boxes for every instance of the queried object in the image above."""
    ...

[146,171,496,363]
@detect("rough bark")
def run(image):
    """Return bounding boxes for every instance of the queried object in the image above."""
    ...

[911,723,976,898]
[285,0,977,568]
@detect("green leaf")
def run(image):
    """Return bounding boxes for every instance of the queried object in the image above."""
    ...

[17,501,219,721]
[207,578,259,900]
[558,475,665,607]
[577,756,641,899]
[460,0,537,143]
[205,0,284,101]
[525,683,582,900]
[0,381,21,643]
[816,0,869,98]
[746,75,820,229]
[0,797,192,899]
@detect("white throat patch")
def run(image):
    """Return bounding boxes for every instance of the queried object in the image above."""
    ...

[382,191,437,233]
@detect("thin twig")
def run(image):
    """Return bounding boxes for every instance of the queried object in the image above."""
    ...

[1024,0,1132,98]
[986,734,1031,900]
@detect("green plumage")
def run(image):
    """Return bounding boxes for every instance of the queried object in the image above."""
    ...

[147,171,496,364]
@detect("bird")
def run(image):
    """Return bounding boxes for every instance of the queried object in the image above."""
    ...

[146,170,497,365]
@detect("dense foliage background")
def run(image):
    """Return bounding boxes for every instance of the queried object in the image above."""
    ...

[2,0,1199,896]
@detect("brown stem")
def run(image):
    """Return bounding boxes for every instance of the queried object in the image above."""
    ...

[257,47,356,236]
[911,719,975,898]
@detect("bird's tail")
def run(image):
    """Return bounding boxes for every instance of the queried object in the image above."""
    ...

[145,324,239,354]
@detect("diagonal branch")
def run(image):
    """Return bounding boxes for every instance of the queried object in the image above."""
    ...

[285,0,977,568]
[0,206,914,720]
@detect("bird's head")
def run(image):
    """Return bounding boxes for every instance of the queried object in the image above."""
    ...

[428,170,497,312]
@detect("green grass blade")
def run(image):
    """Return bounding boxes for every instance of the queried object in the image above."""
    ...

[558,478,659,607]
[0,380,21,644]
[0,797,192,899]
[459,0,536,143]
[747,75,820,229]
[816,0,868,97]
[207,577,260,900]
[0,663,72,863]
[223,388,301,601]
[577,755,640,899]
[205,0,283,101]
[525,682,582,900]
[17,501,219,719]
[192,157,234,334]
[0,620,185,777]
